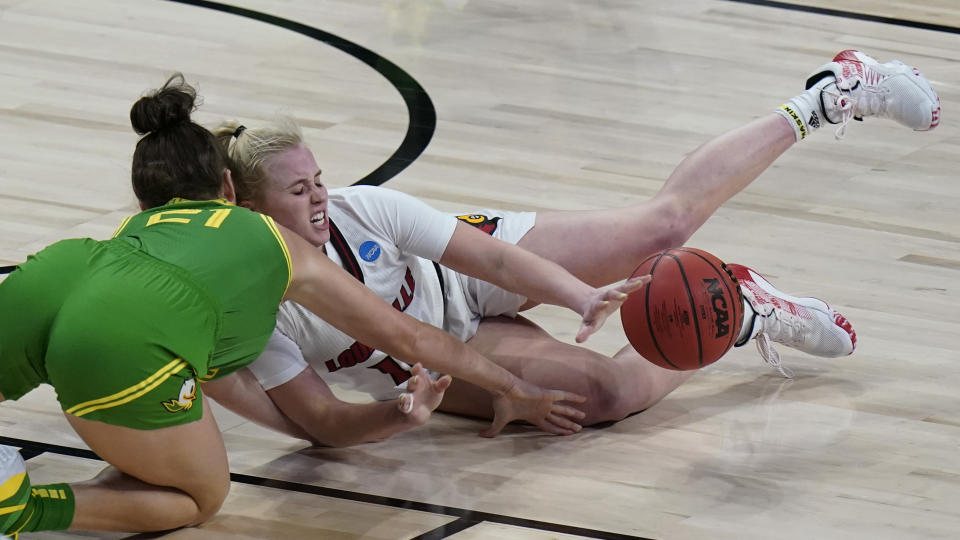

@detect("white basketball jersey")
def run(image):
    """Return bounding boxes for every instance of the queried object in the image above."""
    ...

[248,186,458,400]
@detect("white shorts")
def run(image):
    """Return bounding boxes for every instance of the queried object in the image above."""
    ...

[440,209,537,342]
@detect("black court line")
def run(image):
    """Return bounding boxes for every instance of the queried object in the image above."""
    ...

[2,0,956,279]
[1,1,438,276]
[411,518,482,540]
[0,435,650,540]
[164,0,437,187]
[721,0,960,34]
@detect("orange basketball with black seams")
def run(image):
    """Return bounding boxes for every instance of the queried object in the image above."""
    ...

[620,248,743,371]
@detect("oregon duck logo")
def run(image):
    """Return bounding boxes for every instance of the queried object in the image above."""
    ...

[456,214,501,235]
[162,378,198,413]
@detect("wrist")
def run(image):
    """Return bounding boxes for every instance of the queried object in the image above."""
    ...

[491,374,519,398]
[577,286,597,317]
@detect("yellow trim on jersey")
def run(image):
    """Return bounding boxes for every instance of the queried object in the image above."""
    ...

[260,214,292,293]
[0,472,25,501]
[65,358,189,417]
[166,198,234,206]
[111,216,133,238]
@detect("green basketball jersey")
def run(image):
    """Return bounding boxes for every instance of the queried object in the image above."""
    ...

[0,199,291,407]
[111,198,291,379]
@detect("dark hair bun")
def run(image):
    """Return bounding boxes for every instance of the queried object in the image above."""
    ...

[130,73,198,135]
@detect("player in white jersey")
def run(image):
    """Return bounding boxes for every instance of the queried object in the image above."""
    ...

[202,50,940,446]
[249,186,539,401]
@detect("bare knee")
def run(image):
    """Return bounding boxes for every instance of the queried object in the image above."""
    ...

[643,196,698,251]
[580,378,640,425]
[187,476,230,526]
[580,370,681,425]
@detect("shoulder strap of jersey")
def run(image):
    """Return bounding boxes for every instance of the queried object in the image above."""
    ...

[327,219,364,283]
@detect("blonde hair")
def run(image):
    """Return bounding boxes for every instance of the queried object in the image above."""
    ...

[212,117,304,204]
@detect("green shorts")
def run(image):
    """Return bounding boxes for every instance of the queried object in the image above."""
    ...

[43,242,220,430]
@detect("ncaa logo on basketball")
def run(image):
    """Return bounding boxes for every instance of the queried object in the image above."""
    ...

[359,241,381,262]
[703,278,730,338]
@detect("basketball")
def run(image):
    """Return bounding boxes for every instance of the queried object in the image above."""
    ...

[620,248,744,371]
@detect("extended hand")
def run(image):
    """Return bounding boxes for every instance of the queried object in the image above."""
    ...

[398,363,452,426]
[480,378,587,437]
[576,274,650,343]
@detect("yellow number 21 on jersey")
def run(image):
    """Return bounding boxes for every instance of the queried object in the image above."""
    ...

[146,208,232,229]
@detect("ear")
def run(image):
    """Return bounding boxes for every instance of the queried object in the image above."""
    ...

[138,200,148,211]
[221,168,237,204]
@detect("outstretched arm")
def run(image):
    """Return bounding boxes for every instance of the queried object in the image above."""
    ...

[278,224,585,437]
[206,365,449,447]
[267,364,450,447]
[440,221,648,342]
[202,369,317,443]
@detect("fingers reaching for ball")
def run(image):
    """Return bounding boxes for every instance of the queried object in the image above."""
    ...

[576,274,651,343]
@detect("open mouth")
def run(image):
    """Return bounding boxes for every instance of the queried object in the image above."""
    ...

[310,210,326,227]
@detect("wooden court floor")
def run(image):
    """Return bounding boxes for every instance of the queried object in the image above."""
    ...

[1,0,958,538]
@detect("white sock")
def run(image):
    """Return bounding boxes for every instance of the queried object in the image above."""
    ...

[775,75,838,141]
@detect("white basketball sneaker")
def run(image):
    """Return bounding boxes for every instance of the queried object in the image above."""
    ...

[810,49,941,136]
[778,50,940,140]
[729,264,856,378]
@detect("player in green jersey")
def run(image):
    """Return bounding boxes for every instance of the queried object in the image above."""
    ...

[0,74,640,535]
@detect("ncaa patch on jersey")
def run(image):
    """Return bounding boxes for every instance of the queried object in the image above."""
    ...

[359,241,381,262]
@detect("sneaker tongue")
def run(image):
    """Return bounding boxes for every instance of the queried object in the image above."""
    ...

[820,82,850,124]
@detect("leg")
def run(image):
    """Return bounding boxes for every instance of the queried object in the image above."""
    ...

[517,113,795,287]
[438,315,694,425]
[65,403,230,532]
[519,51,940,289]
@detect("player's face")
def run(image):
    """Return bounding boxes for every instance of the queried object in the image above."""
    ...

[259,144,330,248]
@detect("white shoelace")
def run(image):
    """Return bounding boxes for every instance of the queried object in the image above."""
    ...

[828,85,890,140]
[755,308,804,379]
[755,333,794,379]
[829,91,855,140]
